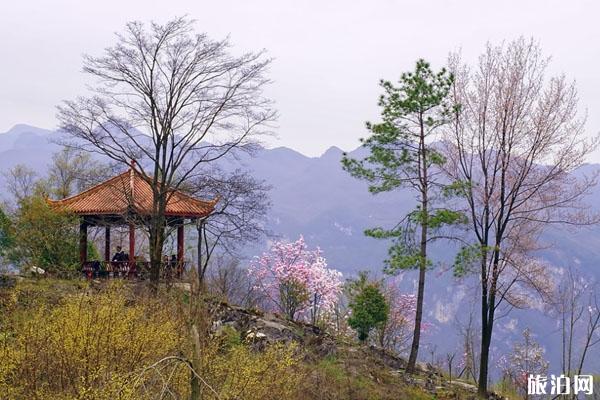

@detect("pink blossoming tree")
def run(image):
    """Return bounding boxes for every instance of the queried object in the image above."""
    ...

[248,236,343,323]
[377,282,418,353]
[499,328,549,399]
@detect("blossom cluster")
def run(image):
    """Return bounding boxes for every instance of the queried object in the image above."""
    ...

[248,236,343,323]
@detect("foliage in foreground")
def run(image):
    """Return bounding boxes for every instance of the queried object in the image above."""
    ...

[0,278,480,400]
[0,281,301,400]
[0,283,182,399]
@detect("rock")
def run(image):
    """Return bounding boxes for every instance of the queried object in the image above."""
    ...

[425,373,436,391]
[305,333,337,358]
[449,380,477,392]
[210,301,337,354]
[173,282,191,292]
[245,330,268,343]
[415,361,430,373]
[27,266,45,275]
[368,345,407,370]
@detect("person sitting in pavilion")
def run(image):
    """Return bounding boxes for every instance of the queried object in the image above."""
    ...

[112,246,127,263]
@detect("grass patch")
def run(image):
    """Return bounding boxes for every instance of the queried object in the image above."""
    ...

[317,355,346,382]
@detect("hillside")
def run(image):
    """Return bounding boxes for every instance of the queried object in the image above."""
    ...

[2,124,600,375]
[0,276,508,399]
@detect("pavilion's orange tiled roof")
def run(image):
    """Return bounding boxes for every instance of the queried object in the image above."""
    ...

[47,166,217,218]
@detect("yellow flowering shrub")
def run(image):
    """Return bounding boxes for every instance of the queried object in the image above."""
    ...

[0,280,306,400]
[0,282,185,399]
[205,342,302,400]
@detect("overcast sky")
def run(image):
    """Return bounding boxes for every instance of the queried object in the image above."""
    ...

[1,0,599,159]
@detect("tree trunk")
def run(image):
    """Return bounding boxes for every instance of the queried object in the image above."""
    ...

[407,259,426,372]
[189,323,202,400]
[148,221,166,290]
[478,262,489,397]
[478,249,499,398]
[478,320,491,397]
[196,221,208,292]
[407,118,428,373]
[478,306,497,399]
[197,223,203,287]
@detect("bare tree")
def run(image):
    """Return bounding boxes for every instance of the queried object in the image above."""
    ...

[2,164,38,204]
[205,255,265,308]
[550,266,600,398]
[456,308,480,383]
[443,38,599,397]
[57,17,275,287]
[186,167,271,286]
[46,147,114,199]
[376,282,416,356]
[446,352,456,384]
[3,150,114,206]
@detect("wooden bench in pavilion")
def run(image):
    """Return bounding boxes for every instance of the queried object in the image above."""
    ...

[47,162,217,279]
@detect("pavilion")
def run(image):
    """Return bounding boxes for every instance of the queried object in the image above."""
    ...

[47,162,217,276]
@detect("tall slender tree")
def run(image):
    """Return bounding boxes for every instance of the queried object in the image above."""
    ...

[444,38,599,397]
[57,18,274,287]
[342,60,463,372]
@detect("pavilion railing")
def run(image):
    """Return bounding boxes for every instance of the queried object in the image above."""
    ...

[81,261,189,280]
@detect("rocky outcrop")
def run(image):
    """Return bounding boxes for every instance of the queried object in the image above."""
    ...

[208,301,508,399]
[211,302,337,357]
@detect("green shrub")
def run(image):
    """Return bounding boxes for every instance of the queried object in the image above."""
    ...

[348,284,389,342]
[11,197,94,274]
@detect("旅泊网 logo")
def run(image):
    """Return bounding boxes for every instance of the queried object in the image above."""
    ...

[527,374,594,396]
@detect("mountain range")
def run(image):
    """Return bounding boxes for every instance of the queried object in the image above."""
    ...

[2,123,600,375]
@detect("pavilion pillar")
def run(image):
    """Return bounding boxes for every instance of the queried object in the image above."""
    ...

[79,220,88,264]
[177,224,184,263]
[128,223,135,263]
[104,226,111,262]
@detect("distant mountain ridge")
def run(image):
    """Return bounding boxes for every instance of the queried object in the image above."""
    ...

[0,124,61,172]
[2,123,600,374]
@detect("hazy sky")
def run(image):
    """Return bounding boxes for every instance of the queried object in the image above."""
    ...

[1,0,599,159]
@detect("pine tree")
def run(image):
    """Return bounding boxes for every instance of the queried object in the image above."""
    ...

[342,59,463,372]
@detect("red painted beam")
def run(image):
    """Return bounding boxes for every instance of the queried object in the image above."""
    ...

[79,221,88,264]
[104,226,111,262]
[177,225,184,264]
[129,223,135,263]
